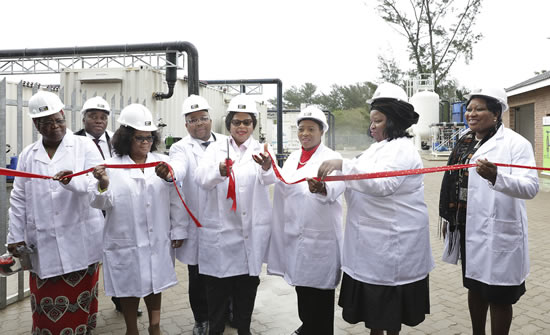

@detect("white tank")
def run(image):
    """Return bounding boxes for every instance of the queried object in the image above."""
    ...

[410,90,439,138]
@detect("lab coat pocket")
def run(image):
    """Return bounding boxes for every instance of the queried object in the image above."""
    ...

[295,229,338,287]
[491,219,521,252]
[198,227,221,274]
[355,216,393,280]
[104,243,139,293]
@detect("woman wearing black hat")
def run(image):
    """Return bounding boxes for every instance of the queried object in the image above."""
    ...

[318,83,434,335]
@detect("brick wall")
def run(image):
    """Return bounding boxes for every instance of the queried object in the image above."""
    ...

[508,86,550,169]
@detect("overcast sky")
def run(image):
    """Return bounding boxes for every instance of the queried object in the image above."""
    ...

[1,0,549,100]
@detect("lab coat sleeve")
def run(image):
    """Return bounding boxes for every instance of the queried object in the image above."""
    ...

[61,140,104,194]
[194,144,226,190]
[489,138,539,199]
[7,154,29,244]
[89,179,114,210]
[342,147,408,197]
[169,142,188,181]
[169,184,188,240]
[310,175,346,203]
[257,144,278,185]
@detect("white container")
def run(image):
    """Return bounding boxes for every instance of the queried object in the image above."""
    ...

[410,90,439,139]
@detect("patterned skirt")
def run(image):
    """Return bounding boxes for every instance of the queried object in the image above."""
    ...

[30,263,99,335]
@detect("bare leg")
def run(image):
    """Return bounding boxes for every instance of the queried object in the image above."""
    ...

[489,303,512,335]
[120,297,140,335]
[370,330,383,335]
[386,330,399,335]
[468,289,489,335]
[144,292,162,335]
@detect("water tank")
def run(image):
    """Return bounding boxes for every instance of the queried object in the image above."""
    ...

[410,90,439,138]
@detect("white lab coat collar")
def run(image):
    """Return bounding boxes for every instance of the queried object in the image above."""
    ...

[31,130,75,164]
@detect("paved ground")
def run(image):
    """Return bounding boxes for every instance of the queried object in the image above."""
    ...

[1,153,549,334]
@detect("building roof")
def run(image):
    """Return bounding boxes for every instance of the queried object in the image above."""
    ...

[506,71,550,97]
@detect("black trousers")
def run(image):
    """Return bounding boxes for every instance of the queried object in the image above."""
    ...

[295,286,335,335]
[204,274,260,335]
[188,264,209,322]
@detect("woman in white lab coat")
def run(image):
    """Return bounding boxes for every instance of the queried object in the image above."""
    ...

[267,106,345,335]
[318,83,434,335]
[90,104,185,335]
[195,94,277,335]
[7,91,104,335]
[439,87,538,335]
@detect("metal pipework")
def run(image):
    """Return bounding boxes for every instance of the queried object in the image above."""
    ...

[153,51,177,100]
[0,41,199,98]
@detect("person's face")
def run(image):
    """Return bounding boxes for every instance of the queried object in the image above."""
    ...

[35,112,67,144]
[83,110,109,138]
[298,119,323,150]
[185,110,212,141]
[369,110,388,142]
[130,130,154,159]
[230,112,254,146]
[465,97,498,138]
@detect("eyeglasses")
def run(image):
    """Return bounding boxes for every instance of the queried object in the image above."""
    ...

[231,119,253,127]
[134,135,154,143]
[186,116,211,125]
[38,118,66,127]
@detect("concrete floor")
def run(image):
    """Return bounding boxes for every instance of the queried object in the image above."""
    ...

[1,154,549,334]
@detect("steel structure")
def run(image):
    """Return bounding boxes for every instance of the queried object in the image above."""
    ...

[0,41,200,99]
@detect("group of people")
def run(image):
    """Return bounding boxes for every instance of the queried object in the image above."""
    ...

[6,82,539,335]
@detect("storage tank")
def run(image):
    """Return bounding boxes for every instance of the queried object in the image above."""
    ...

[410,90,439,149]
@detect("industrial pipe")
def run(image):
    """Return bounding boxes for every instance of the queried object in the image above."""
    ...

[0,41,200,98]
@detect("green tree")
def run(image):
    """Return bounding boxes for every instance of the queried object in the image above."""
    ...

[376,0,483,92]
[281,82,319,109]
[377,54,405,86]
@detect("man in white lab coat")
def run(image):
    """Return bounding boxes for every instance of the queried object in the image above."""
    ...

[156,94,226,335]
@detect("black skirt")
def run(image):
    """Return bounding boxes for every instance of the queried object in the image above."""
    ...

[459,226,526,305]
[338,273,430,332]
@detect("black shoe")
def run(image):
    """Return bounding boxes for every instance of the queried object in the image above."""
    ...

[137,308,143,317]
[192,321,208,335]
[291,325,303,335]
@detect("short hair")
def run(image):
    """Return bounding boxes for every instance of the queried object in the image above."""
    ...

[466,95,502,122]
[298,118,324,132]
[111,125,160,156]
[225,112,258,131]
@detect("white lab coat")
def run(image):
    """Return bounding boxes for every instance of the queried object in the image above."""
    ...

[460,126,538,285]
[90,152,187,297]
[7,131,104,279]
[194,137,277,278]
[267,144,345,289]
[169,133,226,265]
[341,137,434,286]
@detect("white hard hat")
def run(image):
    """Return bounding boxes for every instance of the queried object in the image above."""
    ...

[227,94,258,115]
[182,94,211,116]
[28,91,64,119]
[117,104,157,131]
[82,96,111,114]
[296,106,329,131]
[465,87,509,113]
[367,82,409,104]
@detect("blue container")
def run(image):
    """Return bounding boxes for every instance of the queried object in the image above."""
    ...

[451,102,466,123]
[6,156,18,182]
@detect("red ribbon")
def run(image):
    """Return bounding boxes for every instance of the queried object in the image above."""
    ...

[266,152,550,184]
[225,159,237,211]
[0,162,201,228]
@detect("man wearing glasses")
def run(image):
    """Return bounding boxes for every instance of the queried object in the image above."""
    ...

[156,94,226,335]
[7,91,104,334]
